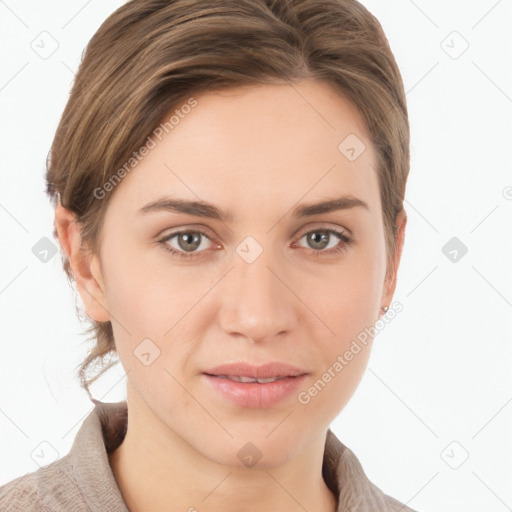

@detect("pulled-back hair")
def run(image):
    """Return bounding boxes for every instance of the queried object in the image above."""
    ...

[46,0,410,399]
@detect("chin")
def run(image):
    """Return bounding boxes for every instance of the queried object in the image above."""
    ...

[198,430,307,469]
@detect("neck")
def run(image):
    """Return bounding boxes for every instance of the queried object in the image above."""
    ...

[108,395,337,512]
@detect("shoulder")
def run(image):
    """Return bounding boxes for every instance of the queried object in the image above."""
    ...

[351,473,421,512]
[377,488,420,512]
[0,472,43,512]
[0,455,86,512]
[324,429,421,512]
[0,401,129,512]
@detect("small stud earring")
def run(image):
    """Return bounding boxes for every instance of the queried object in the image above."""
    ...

[380,305,389,316]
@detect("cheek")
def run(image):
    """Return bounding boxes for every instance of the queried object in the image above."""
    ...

[315,345,373,417]
[315,251,384,333]
[102,241,208,337]
[295,292,374,422]
[305,245,384,397]
[101,244,216,385]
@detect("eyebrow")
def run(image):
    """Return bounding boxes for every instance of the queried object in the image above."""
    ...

[136,194,369,222]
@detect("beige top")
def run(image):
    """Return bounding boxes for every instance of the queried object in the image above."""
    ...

[0,400,418,511]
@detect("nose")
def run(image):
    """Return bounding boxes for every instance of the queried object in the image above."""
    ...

[217,245,297,344]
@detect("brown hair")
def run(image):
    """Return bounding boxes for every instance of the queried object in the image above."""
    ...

[46,0,410,400]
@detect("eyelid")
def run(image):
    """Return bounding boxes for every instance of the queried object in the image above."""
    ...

[293,221,352,238]
[157,223,216,238]
[157,227,224,263]
[158,222,354,260]
[158,222,351,244]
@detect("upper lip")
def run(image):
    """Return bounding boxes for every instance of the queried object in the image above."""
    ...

[203,362,308,379]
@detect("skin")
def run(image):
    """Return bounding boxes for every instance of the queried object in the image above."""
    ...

[55,79,406,512]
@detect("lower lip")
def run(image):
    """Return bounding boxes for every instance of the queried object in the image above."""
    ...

[202,373,308,408]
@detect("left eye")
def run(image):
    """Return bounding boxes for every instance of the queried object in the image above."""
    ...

[159,229,213,257]
[158,227,353,259]
[296,228,349,252]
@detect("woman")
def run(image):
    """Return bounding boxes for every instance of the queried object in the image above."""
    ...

[0,0,417,510]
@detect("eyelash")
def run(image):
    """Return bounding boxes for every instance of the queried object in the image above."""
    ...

[157,227,354,259]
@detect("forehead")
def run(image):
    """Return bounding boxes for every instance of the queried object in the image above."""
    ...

[104,79,379,221]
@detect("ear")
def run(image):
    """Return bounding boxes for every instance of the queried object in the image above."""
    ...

[381,209,407,309]
[54,199,111,323]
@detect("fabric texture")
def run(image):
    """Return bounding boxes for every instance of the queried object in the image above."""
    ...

[0,400,418,511]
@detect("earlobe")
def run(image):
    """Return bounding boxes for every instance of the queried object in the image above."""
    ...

[54,202,111,323]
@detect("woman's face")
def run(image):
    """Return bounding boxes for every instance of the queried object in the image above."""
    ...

[85,79,404,467]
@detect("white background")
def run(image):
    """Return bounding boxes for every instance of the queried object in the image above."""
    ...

[1,1,511,511]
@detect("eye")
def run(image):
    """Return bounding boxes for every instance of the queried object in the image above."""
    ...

[293,228,354,256]
[158,228,216,259]
[158,226,354,260]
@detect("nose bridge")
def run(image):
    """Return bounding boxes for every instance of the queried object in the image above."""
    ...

[219,240,296,342]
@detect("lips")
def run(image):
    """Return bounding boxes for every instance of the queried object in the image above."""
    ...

[214,375,287,384]
[203,362,308,380]
[201,362,309,408]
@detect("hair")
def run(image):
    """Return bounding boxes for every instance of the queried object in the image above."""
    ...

[46,0,410,400]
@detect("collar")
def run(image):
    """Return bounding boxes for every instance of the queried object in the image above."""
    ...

[69,400,414,512]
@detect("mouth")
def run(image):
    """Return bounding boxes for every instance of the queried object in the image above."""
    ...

[205,374,292,384]
[203,361,308,380]
[201,362,309,408]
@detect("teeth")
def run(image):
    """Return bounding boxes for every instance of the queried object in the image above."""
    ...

[238,376,258,383]
[256,377,278,383]
[217,375,284,383]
